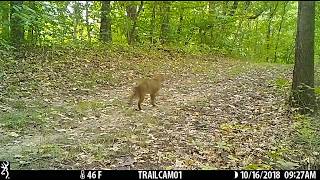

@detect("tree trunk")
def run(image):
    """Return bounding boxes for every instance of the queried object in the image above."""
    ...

[232,17,243,47]
[10,1,24,47]
[160,1,170,45]
[208,1,216,45]
[265,2,278,62]
[73,1,80,41]
[126,1,143,45]
[177,11,183,35]
[85,1,91,43]
[1,1,10,41]
[149,1,156,44]
[127,1,143,45]
[208,1,214,15]
[244,1,250,11]
[100,1,112,43]
[291,1,316,114]
[27,1,36,45]
[126,3,137,44]
[229,1,238,16]
[254,20,259,54]
[223,1,229,16]
[274,2,288,62]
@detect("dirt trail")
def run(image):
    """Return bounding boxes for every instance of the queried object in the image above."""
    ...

[0,61,294,169]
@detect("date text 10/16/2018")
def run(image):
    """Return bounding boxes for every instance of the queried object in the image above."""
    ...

[238,170,317,180]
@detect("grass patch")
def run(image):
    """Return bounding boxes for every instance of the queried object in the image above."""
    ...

[292,115,320,156]
[185,98,211,109]
[290,114,320,169]
[73,72,119,88]
[0,110,44,130]
[314,86,320,96]
[220,122,254,133]
[226,64,248,77]
[123,107,136,116]
[266,115,320,169]
[190,61,215,74]
[16,144,66,169]
[38,144,65,158]
[273,77,290,90]
[75,100,106,112]
[9,99,27,109]
[244,164,272,170]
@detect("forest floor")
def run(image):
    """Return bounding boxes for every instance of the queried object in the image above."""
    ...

[0,47,319,169]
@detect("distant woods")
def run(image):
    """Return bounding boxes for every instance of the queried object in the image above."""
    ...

[2,1,319,63]
[0,1,318,114]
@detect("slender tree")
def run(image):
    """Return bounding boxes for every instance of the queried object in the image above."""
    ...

[27,1,37,45]
[229,1,238,16]
[73,1,81,41]
[1,1,10,41]
[274,2,288,62]
[85,1,92,43]
[177,10,183,35]
[125,1,143,45]
[149,1,156,44]
[265,2,279,62]
[100,1,112,43]
[160,1,170,45]
[10,1,24,47]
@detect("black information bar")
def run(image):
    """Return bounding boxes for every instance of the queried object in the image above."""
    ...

[2,170,318,180]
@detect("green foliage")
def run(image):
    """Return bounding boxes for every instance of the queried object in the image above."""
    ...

[0,1,307,63]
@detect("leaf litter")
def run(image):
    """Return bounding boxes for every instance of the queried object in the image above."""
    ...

[0,48,298,169]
